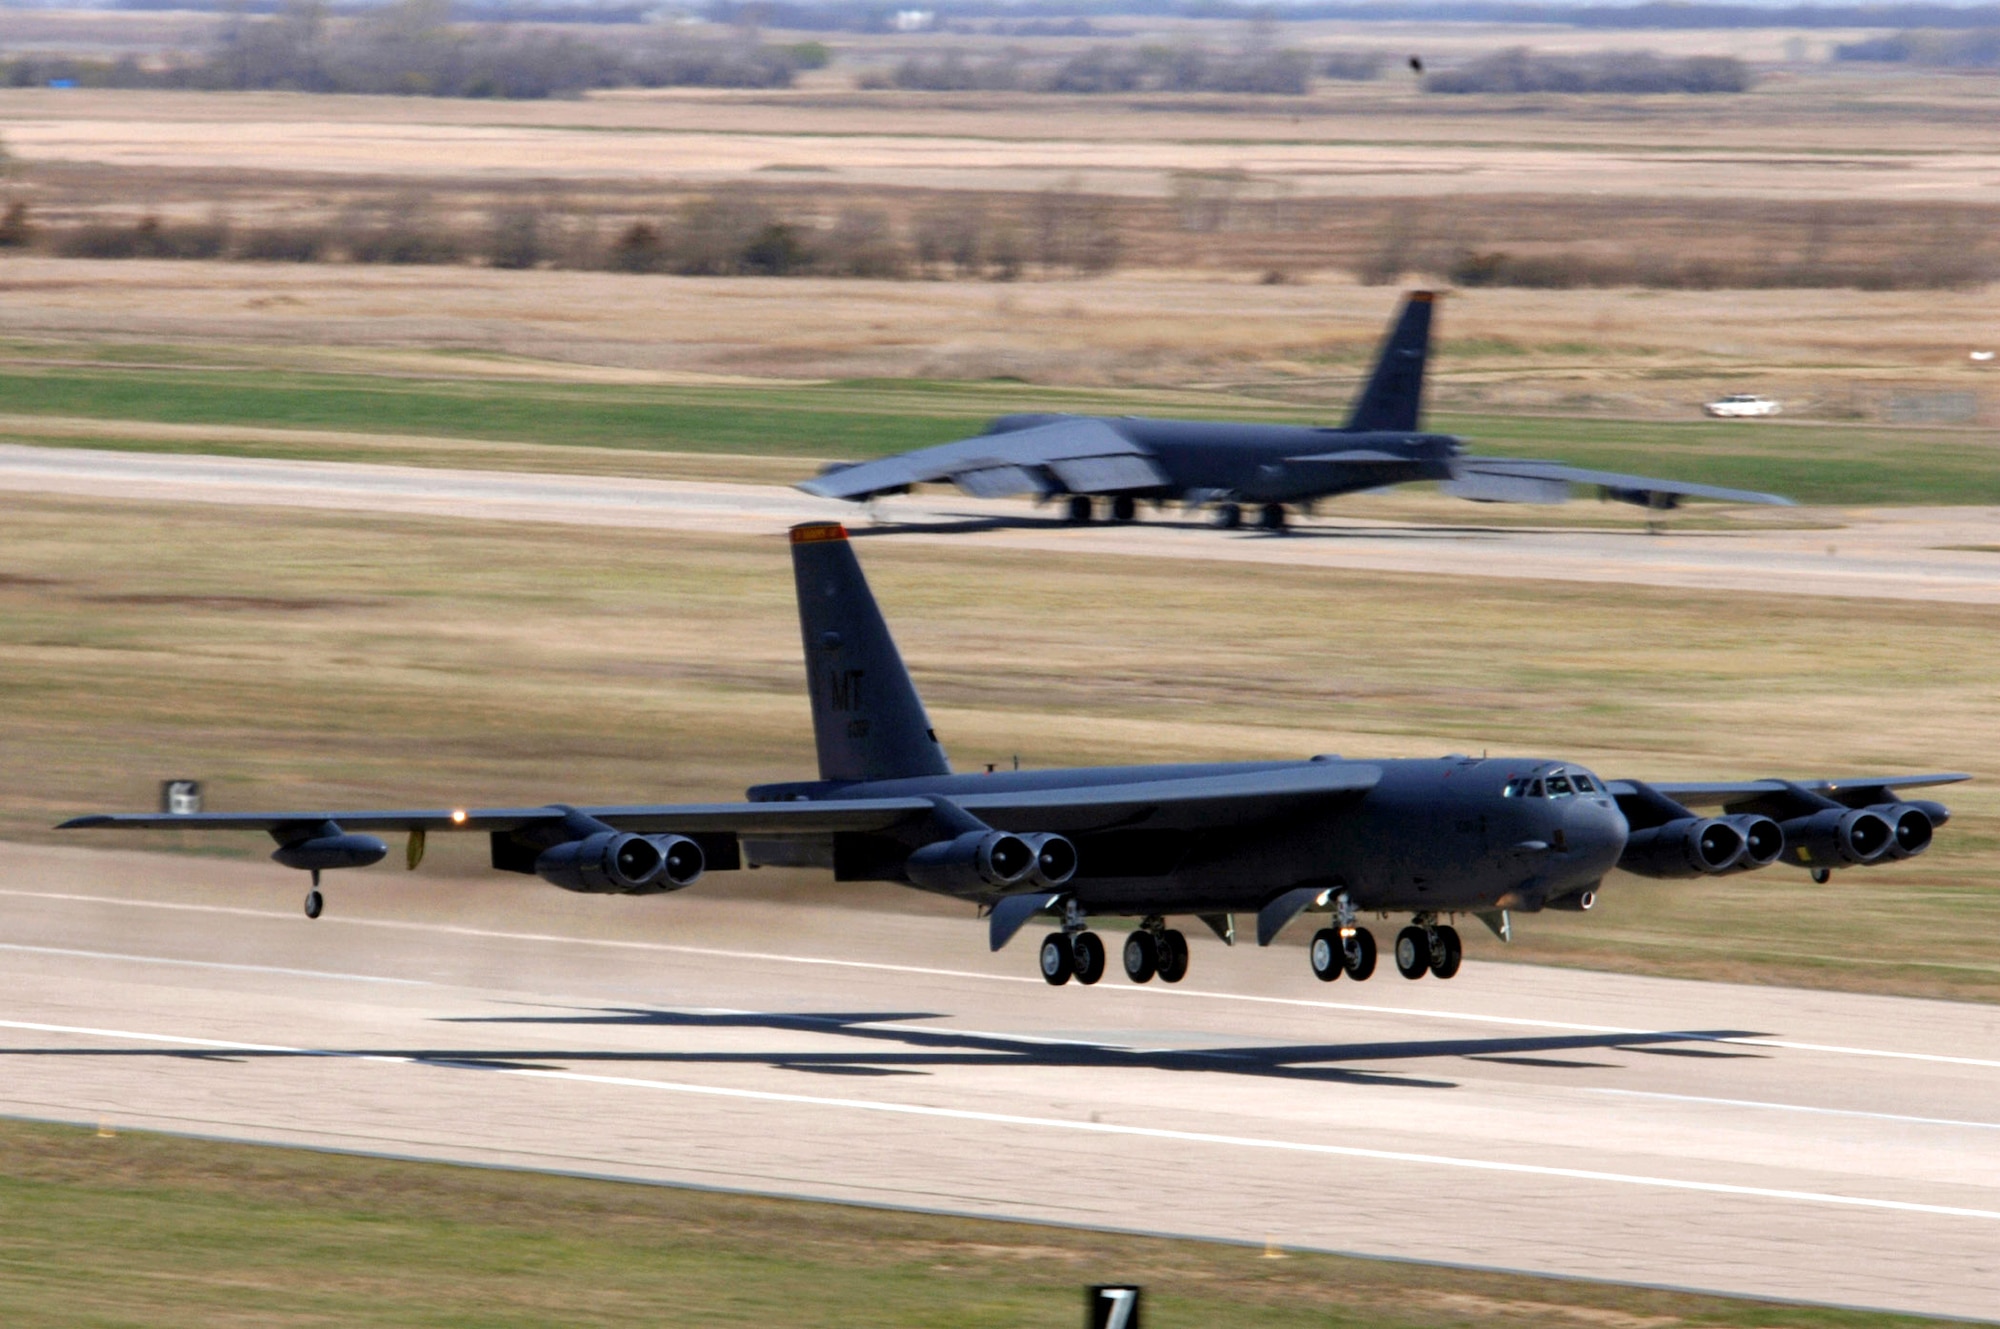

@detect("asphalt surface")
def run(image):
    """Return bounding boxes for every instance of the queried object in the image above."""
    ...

[3,443,1999,603]
[4,842,1999,1320]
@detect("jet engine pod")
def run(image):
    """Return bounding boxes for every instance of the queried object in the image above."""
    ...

[1713,814,1784,874]
[1618,817,1744,878]
[903,830,1035,897]
[1865,804,1933,860]
[644,834,706,888]
[535,830,665,894]
[1778,807,1893,869]
[270,822,388,872]
[1019,832,1078,888]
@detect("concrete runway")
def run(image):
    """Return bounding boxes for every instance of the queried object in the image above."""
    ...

[3,443,1998,603]
[4,843,2000,1320]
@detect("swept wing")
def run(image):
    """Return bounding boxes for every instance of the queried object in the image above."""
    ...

[797,417,1167,502]
[1452,457,1793,507]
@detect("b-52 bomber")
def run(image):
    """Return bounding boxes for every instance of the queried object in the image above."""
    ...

[64,523,1960,988]
[801,291,1792,531]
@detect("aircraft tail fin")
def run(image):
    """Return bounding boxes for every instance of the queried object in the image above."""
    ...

[1343,291,1434,433]
[789,523,952,783]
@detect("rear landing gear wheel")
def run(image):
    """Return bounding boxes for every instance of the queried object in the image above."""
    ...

[1110,494,1137,522]
[1156,929,1189,983]
[303,889,324,920]
[1257,503,1288,532]
[1309,928,1343,982]
[1395,926,1430,979]
[1039,932,1074,985]
[1122,930,1158,983]
[1343,927,1378,981]
[1067,495,1094,523]
[1810,868,1833,885]
[1071,931,1107,985]
[1210,502,1242,530]
[1428,925,1463,979]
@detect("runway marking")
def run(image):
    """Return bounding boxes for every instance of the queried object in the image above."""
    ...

[0,942,430,986]
[1587,1087,2000,1133]
[4,1015,2000,1225]
[7,888,2000,1072]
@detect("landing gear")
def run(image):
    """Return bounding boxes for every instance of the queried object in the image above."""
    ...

[1071,931,1107,985]
[1110,494,1137,522]
[1256,503,1288,532]
[1156,928,1189,983]
[1343,927,1378,980]
[1310,928,1343,982]
[1428,925,1463,979]
[1067,495,1094,523]
[1810,868,1833,885]
[1039,932,1074,985]
[1210,502,1243,530]
[1395,926,1431,979]
[303,869,324,920]
[1123,930,1158,983]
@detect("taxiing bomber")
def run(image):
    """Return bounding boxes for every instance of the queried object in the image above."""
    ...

[63,523,1959,988]
[801,292,1792,530]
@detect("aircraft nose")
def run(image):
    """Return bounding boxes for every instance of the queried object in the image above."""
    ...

[1564,798,1628,877]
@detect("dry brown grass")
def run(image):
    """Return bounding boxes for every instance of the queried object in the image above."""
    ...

[6,489,1996,1000]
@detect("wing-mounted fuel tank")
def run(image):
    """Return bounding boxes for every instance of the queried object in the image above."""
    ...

[269,820,388,872]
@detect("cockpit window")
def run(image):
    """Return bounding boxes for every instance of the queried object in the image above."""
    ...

[1545,774,1573,797]
[1571,774,1595,793]
[1527,779,1544,798]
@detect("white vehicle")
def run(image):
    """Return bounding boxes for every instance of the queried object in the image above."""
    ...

[1704,393,1781,418]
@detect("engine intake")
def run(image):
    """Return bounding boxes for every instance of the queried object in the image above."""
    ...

[536,830,667,894]
[1867,804,1934,860]
[1778,807,1893,869]
[1619,817,1744,878]
[904,830,1036,897]
[1020,833,1078,888]
[1713,814,1783,874]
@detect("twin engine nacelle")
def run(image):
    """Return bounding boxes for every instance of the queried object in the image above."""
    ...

[1779,803,1937,869]
[904,830,1077,897]
[1619,814,1781,879]
[535,830,705,895]
[1623,802,1939,879]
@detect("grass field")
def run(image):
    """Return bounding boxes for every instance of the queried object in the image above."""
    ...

[2,355,1996,506]
[0,1116,1974,1328]
[8,491,1997,1002]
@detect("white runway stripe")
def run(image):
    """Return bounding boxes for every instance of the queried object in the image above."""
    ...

[0,942,430,986]
[6,888,2000,1072]
[3,1015,1998,1225]
[1587,1087,2000,1133]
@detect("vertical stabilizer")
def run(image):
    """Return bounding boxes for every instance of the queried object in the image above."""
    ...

[1343,291,1434,433]
[790,523,951,782]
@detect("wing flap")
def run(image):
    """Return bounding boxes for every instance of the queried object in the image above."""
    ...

[60,799,939,838]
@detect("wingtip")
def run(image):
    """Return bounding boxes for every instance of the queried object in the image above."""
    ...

[57,815,112,829]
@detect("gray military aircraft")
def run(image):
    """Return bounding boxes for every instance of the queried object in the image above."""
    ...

[800,291,1792,530]
[63,522,1960,988]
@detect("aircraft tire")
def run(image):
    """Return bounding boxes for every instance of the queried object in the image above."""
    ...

[1429,925,1463,979]
[1210,502,1242,530]
[1039,933,1074,986]
[1343,927,1378,981]
[1072,931,1107,985]
[1810,868,1833,884]
[1395,926,1430,980]
[1257,503,1287,532]
[1309,928,1343,982]
[1122,930,1158,983]
[1066,495,1094,523]
[1156,929,1189,983]
[1110,495,1137,522]
[303,889,324,920]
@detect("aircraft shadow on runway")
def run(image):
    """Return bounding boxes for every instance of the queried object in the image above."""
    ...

[0,1009,1771,1088]
[846,513,1521,542]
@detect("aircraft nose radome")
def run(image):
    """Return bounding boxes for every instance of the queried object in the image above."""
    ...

[1566,799,1629,876]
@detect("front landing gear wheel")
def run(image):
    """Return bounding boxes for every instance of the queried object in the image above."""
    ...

[1071,931,1107,985]
[1210,502,1243,530]
[1156,929,1189,983]
[1110,494,1137,522]
[1257,503,1288,532]
[1810,868,1833,885]
[1428,925,1463,979]
[1122,930,1158,983]
[1039,932,1074,985]
[1310,928,1343,982]
[1343,927,1378,981]
[303,889,324,920]
[1067,495,1094,523]
[1395,926,1430,979]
